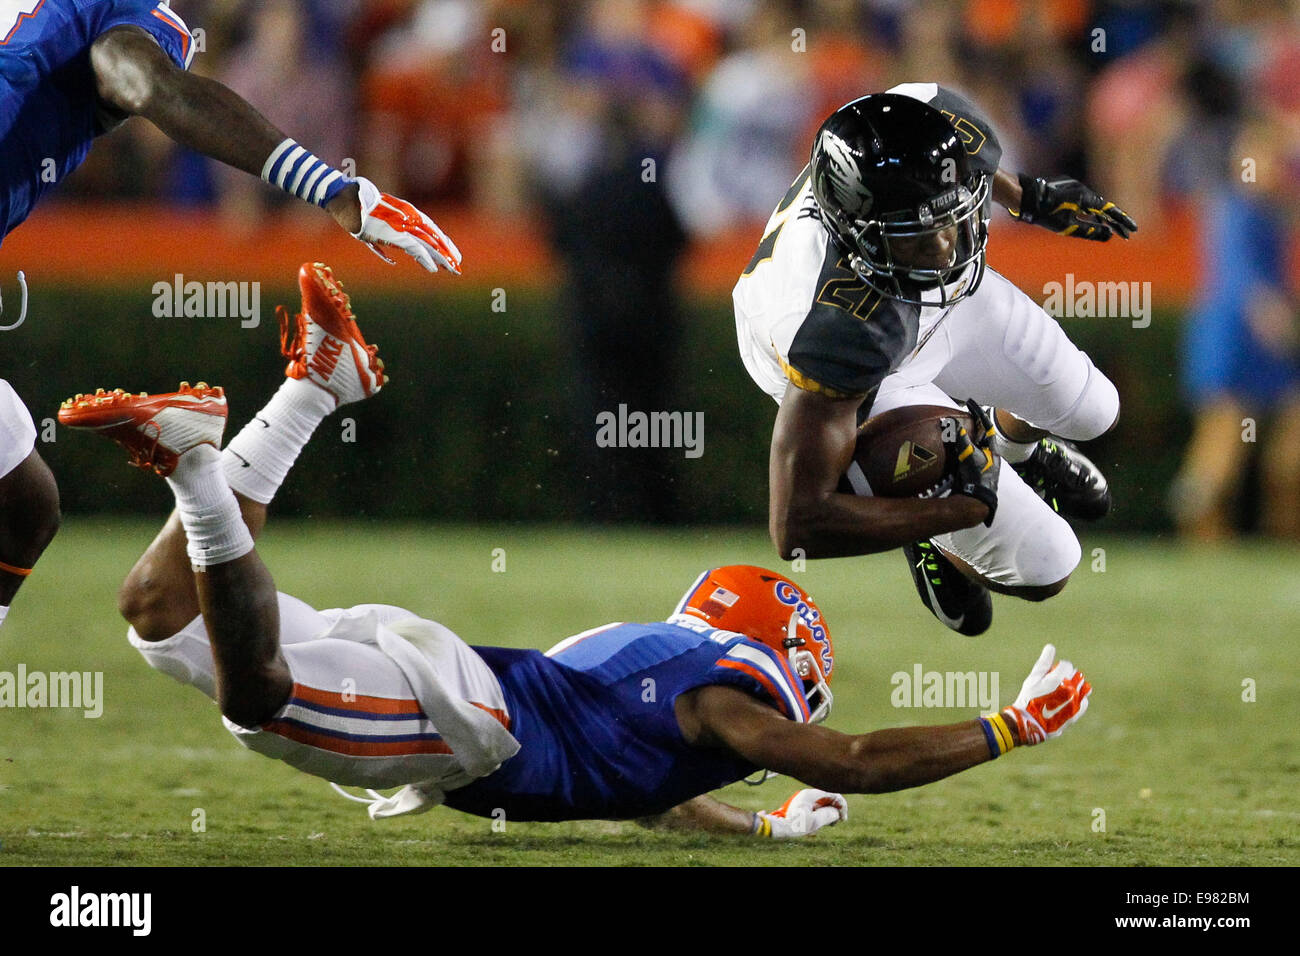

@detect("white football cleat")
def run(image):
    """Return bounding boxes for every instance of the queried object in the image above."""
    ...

[58,383,228,477]
[280,262,387,407]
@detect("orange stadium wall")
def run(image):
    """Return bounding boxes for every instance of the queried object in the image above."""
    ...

[3,203,1276,302]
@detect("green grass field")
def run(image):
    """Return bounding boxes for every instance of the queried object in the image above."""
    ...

[2,520,1297,867]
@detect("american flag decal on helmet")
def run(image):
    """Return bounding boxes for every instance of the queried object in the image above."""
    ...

[699,586,739,617]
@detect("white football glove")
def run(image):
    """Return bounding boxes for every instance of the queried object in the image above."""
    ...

[755,788,848,838]
[352,177,462,275]
[1003,643,1092,745]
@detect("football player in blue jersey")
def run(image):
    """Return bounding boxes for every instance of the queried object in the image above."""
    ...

[0,0,460,629]
[61,263,1093,837]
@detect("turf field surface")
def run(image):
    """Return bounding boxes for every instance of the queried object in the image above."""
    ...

[2,521,1297,867]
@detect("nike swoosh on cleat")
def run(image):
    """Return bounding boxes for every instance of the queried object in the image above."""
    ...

[920,572,965,630]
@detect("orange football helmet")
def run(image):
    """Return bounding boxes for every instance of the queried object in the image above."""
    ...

[670,565,834,722]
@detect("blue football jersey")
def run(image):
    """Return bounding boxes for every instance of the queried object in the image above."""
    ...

[0,0,194,241]
[442,619,813,821]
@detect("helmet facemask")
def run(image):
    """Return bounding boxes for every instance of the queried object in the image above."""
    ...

[782,610,833,724]
[821,173,990,308]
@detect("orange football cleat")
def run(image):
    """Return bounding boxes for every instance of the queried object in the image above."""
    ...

[279,262,387,408]
[58,383,227,477]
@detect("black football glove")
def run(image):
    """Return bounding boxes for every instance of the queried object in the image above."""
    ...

[940,411,1000,527]
[964,398,996,446]
[1012,173,1138,241]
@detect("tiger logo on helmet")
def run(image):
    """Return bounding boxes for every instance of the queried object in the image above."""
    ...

[669,565,834,723]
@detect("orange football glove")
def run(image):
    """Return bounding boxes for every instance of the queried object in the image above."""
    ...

[352,177,462,275]
[1002,643,1092,745]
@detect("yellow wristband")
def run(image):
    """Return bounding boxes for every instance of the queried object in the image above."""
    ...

[981,712,1015,756]
[753,814,772,838]
[992,712,1016,753]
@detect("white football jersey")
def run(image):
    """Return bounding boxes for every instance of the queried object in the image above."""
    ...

[732,82,1002,406]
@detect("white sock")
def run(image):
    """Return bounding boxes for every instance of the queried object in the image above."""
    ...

[221,378,334,504]
[0,606,7,629]
[987,408,1038,464]
[166,444,254,569]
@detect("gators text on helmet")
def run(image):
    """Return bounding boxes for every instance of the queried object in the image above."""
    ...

[670,565,834,723]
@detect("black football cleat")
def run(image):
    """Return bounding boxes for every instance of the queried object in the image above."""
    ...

[902,540,993,636]
[1013,438,1111,520]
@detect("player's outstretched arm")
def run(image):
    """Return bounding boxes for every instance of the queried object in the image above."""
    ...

[678,643,1091,795]
[88,27,461,274]
[769,383,992,559]
[993,167,1137,241]
[639,790,847,838]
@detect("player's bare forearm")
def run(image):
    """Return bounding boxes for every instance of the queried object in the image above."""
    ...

[91,28,283,176]
[682,686,1011,795]
[770,383,988,558]
[638,794,757,834]
[90,27,460,267]
[776,487,989,558]
[832,722,1009,793]
[992,168,1023,212]
[90,27,363,232]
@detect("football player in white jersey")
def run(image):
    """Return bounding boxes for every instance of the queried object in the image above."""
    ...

[733,83,1137,635]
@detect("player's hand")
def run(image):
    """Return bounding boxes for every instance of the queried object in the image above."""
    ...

[755,789,848,838]
[351,177,462,275]
[939,415,1000,527]
[964,399,996,446]
[1003,643,1092,745]
[1012,174,1137,241]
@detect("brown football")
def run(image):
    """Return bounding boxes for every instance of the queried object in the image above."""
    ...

[845,405,972,498]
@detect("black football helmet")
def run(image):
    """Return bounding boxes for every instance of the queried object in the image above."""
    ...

[810,93,990,307]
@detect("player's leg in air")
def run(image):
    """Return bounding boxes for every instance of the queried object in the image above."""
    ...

[892,266,1120,632]
[61,262,390,711]
[108,263,384,649]
[0,381,60,629]
[61,265,516,791]
[65,261,386,707]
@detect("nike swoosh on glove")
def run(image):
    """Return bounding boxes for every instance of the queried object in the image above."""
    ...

[1003,643,1092,744]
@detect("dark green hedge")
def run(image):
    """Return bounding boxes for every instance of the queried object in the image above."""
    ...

[6,282,1189,531]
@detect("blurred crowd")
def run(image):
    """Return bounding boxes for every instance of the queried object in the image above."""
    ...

[66,0,1300,534]
[67,0,1298,232]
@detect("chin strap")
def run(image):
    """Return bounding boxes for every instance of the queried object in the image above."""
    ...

[0,271,28,331]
